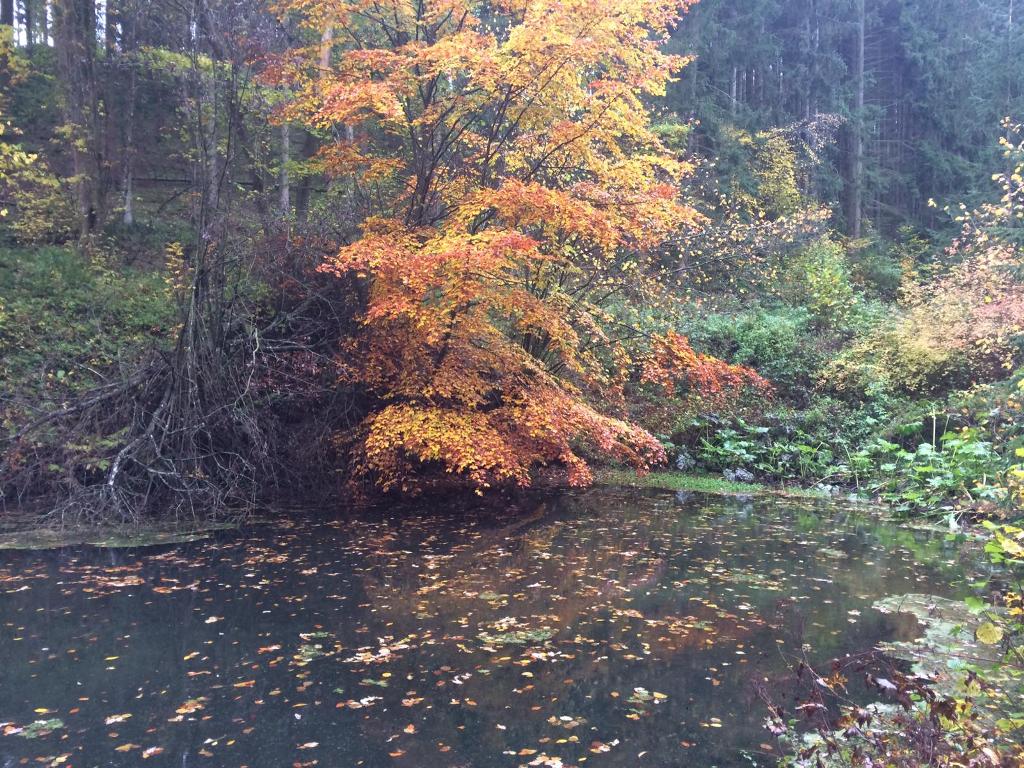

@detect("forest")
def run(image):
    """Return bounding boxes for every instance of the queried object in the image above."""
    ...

[0,0,1023,766]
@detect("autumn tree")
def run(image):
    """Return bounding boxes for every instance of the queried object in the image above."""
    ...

[268,0,765,493]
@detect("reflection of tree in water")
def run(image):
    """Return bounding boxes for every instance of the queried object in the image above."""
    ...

[335,492,792,765]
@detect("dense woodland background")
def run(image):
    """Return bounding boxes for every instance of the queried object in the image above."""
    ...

[0,0,1022,522]
[3,0,1023,235]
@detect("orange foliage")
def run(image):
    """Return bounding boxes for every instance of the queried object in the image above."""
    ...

[271,0,738,494]
[640,331,773,412]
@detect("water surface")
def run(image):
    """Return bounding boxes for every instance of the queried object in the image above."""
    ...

[0,488,978,767]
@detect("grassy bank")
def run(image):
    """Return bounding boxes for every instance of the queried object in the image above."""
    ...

[594,468,843,500]
[0,245,174,400]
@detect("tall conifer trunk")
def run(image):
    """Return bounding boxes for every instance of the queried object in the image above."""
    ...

[847,0,865,239]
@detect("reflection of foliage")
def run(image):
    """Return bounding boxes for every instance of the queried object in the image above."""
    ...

[765,593,1024,767]
[764,655,1024,767]
[767,529,1024,766]
[981,520,1024,671]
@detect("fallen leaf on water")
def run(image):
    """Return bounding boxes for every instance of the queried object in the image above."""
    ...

[175,699,205,715]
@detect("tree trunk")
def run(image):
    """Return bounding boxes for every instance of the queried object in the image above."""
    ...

[295,23,332,222]
[730,66,737,116]
[279,122,290,215]
[120,0,136,226]
[22,0,33,47]
[1,0,14,28]
[1006,0,1015,173]
[54,0,106,241]
[105,0,116,53]
[847,0,865,239]
[122,66,136,226]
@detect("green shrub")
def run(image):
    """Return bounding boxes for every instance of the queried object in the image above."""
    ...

[683,306,825,401]
[781,235,857,327]
[848,244,903,300]
[849,428,1005,513]
[682,383,1020,516]
[689,416,840,482]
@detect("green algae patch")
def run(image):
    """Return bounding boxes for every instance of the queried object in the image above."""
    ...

[873,593,1000,674]
[594,469,767,494]
[4,719,66,739]
[478,628,556,647]
[873,594,1022,707]
[594,468,854,501]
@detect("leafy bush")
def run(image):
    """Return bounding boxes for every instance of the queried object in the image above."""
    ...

[849,428,1005,513]
[782,235,857,327]
[683,388,1020,515]
[848,242,903,300]
[688,416,839,482]
[0,115,76,245]
[682,306,826,402]
[825,315,967,396]
[825,148,1024,397]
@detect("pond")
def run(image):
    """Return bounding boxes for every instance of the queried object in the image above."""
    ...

[0,488,981,767]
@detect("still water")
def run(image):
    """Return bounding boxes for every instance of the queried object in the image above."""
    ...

[0,488,978,767]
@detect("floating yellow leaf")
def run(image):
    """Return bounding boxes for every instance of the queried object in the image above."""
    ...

[976,622,1004,645]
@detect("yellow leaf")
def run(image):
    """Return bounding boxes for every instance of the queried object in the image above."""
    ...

[976,622,1003,645]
